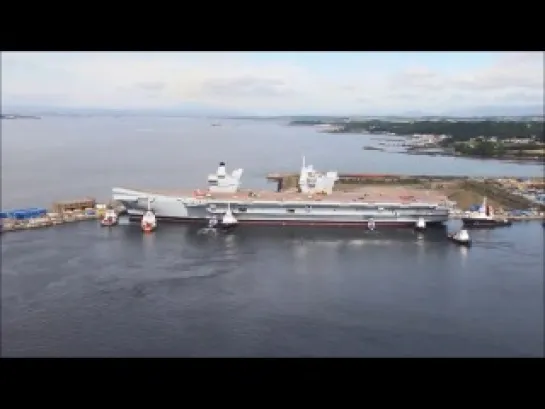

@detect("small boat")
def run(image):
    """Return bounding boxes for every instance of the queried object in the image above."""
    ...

[199,205,239,233]
[414,217,426,231]
[219,203,238,231]
[141,199,157,233]
[141,210,156,232]
[198,217,219,235]
[207,216,219,228]
[461,196,511,228]
[100,209,118,227]
[448,229,471,246]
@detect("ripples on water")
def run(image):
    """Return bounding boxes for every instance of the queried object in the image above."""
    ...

[1,117,543,357]
[2,117,544,209]
[1,221,543,357]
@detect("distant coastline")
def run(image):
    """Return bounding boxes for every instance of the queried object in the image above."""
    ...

[1,114,41,120]
[289,118,545,162]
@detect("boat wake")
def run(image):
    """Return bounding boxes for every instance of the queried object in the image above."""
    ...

[197,227,219,236]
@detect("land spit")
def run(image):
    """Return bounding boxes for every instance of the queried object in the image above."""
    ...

[266,173,545,214]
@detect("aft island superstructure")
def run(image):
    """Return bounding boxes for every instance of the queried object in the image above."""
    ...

[112,159,451,229]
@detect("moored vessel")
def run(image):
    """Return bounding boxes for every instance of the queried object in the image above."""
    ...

[100,208,118,227]
[461,197,511,228]
[112,157,451,230]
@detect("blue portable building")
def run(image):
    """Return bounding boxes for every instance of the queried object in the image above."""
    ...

[27,207,47,217]
[13,210,30,220]
[1,207,47,219]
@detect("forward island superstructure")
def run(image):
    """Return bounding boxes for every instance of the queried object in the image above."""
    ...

[112,158,451,229]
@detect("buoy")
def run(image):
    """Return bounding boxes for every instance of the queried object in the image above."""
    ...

[415,217,426,231]
[367,218,376,230]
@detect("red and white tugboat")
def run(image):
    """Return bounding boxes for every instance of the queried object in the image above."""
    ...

[100,208,118,227]
[141,199,157,233]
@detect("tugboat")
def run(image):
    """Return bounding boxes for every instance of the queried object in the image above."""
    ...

[461,196,511,228]
[219,203,238,231]
[141,199,157,233]
[448,229,471,246]
[100,208,118,227]
[414,217,426,231]
[198,216,220,235]
[141,210,157,233]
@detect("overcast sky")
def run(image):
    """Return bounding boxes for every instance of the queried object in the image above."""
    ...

[1,52,543,115]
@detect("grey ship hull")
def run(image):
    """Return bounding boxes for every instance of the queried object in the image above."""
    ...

[113,188,450,228]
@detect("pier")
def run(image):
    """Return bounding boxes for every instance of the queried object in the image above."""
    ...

[0,198,124,234]
[266,172,545,216]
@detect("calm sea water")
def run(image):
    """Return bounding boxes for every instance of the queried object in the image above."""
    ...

[1,117,544,357]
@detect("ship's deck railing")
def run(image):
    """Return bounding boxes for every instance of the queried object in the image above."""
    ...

[201,199,448,207]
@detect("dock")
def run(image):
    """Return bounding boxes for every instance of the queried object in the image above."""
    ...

[2,172,544,234]
[267,172,545,218]
[0,198,125,234]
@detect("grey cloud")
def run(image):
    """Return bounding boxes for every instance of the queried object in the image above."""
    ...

[1,56,40,71]
[500,52,544,66]
[492,90,544,104]
[384,91,422,100]
[449,76,542,91]
[134,81,166,91]
[390,63,543,94]
[389,69,441,90]
[355,96,375,104]
[442,88,544,109]
[199,76,294,98]
[3,93,70,105]
[116,82,167,99]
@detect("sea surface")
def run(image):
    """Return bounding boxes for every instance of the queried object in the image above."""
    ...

[1,117,544,357]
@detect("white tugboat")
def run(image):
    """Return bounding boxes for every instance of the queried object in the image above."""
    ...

[415,217,426,231]
[218,202,238,230]
[141,198,157,233]
[100,208,118,227]
[448,229,471,246]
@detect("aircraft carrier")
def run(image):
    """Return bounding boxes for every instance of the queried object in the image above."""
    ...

[111,158,451,229]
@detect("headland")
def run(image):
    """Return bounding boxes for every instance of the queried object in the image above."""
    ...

[290,118,545,162]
